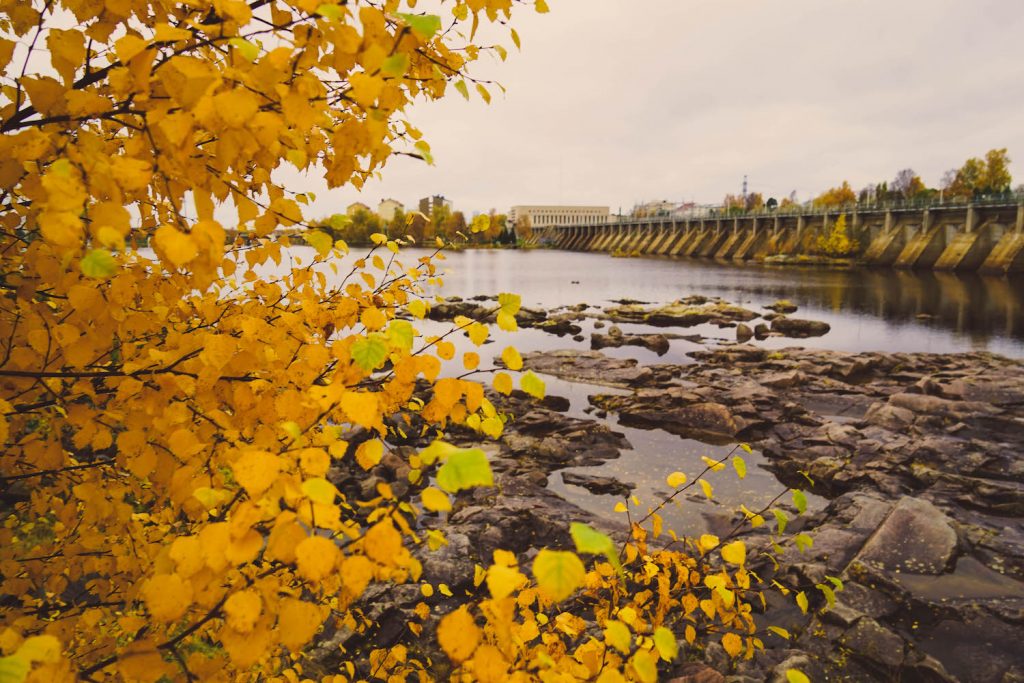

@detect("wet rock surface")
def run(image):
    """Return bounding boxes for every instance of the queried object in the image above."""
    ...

[336,292,1023,681]
[512,344,1024,681]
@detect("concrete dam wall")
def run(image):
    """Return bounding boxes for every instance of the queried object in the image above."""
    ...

[525,200,1024,274]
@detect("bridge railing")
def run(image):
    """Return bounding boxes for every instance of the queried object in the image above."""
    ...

[539,192,1024,230]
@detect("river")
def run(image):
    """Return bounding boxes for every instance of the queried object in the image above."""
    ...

[268,246,1024,534]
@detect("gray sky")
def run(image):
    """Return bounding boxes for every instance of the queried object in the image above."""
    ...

[304,0,1024,217]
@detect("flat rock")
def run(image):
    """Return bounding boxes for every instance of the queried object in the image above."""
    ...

[521,350,654,388]
[854,496,958,575]
[561,472,635,497]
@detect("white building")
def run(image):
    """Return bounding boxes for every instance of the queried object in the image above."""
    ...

[509,205,609,229]
[378,198,403,221]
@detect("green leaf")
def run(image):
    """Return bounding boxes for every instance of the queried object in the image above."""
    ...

[0,655,30,683]
[817,583,836,608]
[792,489,808,514]
[570,522,613,555]
[228,37,259,61]
[652,626,678,661]
[396,12,442,39]
[732,455,746,479]
[306,229,333,257]
[795,533,814,553]
[773,508,788,534]
[80,249,117,278]
[386,320,414,352]
[381,53,409,77]
[315,3,343,20]
[436,447,493,492]
[350,335,388,371]
[520,370,545,399]
[532,549,584,602]
[454,79,469,100]
[826,575,845,592]
[569,521,621,577]
[301,477,337,505]
[418,439,459,466]
[767,625,791,640]
[786,669,811,683]
[497,292,521,316]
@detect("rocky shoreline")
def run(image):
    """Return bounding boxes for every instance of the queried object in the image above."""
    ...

[331,296,1024,681]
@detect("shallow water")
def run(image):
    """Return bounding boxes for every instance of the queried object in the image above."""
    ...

[257,246,1024,532]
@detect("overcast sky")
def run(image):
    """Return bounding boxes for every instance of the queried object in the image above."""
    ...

[303,0,1024,217]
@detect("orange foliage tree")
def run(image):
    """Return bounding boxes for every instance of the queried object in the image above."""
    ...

[0,0,823,680]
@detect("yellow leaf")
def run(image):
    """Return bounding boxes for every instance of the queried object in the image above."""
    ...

[437,606,479,663]
[468,322,488,345]
[463,352,480,371]
[486,564,526,600]
[653,626,678,661]
[501,346,523,371]
[277,598,325,651]
[493,372,513,395]
[342,392,380,430]
[421,486,451,512]
[232,450,282,498]
[796,591,809,614]
[364,520,403,565]
[603,619,631,654]
[497,292,521,315]
[532,549,584,602]
[361,306,387,331]
[496,310,517,332]
[436,340,455,360]
[114,34,149,63]
[698,534,719,552]
[153,225,199,267]
[295,535,339,581]
[722,632,743,658]
[300,478,337,505]
[520,370,545,399]
[15,635,61,664]
[224,589,262,634]
[141,573,193,622]
[613,502,627,513]
[721,540,746,566]
[786,670,811,683]
[666,471,687,488]
[699,479,714,500]
[408,299,427,318]
[355,439,383,470]
[631,650,658,683]
[701,455,726,472]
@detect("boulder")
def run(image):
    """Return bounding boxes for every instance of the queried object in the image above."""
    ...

[754,323,771,340]
[591,332,670,356]
[771,317,831,338]
[736,323,753,342]
[766,299,799,314]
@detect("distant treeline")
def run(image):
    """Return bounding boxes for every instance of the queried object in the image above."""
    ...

[721,148,1016,214]
[308,206,515,247]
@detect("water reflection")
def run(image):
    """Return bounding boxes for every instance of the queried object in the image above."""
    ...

[420,249,1024,357]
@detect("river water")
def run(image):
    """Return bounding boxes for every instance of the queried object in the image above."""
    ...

[271,247,1024,534]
